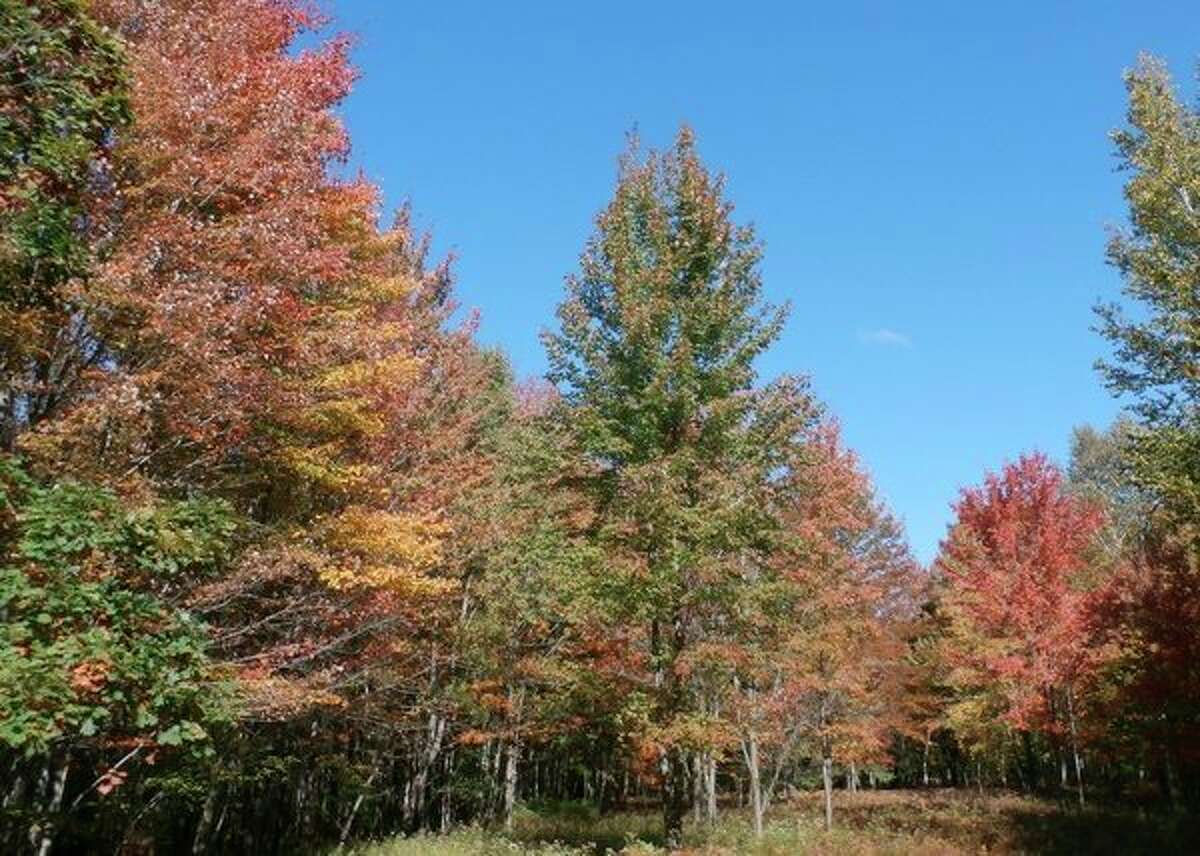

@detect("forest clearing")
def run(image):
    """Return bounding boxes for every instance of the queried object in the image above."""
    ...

[3,1,1200,853]
[352,791,1200,855]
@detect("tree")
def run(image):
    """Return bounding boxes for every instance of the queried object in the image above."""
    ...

[1,2,509,848]
[453,378,606,830]
[760,422,919,832]
[26,0,374,494]
[1067,420,1148,561]
[0,0,130,449]
[937,454,1106,806]
[1096,56,1200,522]
[1092,54,1200,806]
[543,127,809,847]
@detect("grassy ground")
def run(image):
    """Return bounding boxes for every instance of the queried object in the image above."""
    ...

[346,789,1199,855]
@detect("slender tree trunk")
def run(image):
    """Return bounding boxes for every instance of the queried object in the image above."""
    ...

[1021,731,1038,792]
[480,741,492,819]
[598,767,611,813]
[848,762,858,794]
[822,739,834,832]
[704,752,717,823]
[503,739,520,831]
[4,762,26,811]
[338,762,380,850]
[922,736,931,788]
[407,713,446,830]
[744,733,764,838]
[1163,742,1178,808]
[488,740,504,820]
[1066,687,1085,808]
[657,613,689,850]
[439,748,455,833]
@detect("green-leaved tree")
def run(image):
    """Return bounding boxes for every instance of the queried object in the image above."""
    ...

[1096,56,1200,524]
[544,127,812,846]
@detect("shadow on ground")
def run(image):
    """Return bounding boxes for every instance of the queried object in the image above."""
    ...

[1003,804,1200,856]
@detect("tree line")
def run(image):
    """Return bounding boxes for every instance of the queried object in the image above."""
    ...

[0,2,1197,853]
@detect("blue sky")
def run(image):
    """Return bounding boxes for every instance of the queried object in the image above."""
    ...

[327,1,1197,563]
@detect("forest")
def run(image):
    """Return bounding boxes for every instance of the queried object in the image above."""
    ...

[1,1,1199,854]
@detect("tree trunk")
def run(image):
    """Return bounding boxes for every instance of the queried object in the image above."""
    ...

[338,763,380,849]
[704,752,717,823]
[922,736,931,787]
[1021,731,1038,792]
[503,739,520,831]
[1066,687,1085,808]
[662,746,688,849]
[1163,743,1178,808]
[656,613,690,850]
[439,748,455,833]
[4,763,26,811]
[848,761,858,794]
[744,733,764,838]
[822,740,833,832]
[407,713,446,830]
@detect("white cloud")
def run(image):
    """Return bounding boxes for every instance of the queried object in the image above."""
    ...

[858,328,912,348]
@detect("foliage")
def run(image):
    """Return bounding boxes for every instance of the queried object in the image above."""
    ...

[3,0,1199,849]
[0,0,130,446]
[1096,56,1200,523]
[0,458,234,756]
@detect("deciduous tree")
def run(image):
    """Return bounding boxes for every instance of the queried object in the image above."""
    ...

[937,454,1106,806]
[544,127,808,846]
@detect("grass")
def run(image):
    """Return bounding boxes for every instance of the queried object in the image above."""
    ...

[345,789,1200,855]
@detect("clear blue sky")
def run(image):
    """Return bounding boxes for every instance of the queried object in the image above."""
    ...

[327,1,1197,563]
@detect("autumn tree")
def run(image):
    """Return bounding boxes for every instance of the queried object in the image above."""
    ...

[752,422,919,832]
[1093,54,1200,807]
[544,127,811,847]
[25,0,373,495]
[1,1,505,849]
[936,454,1107,806]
